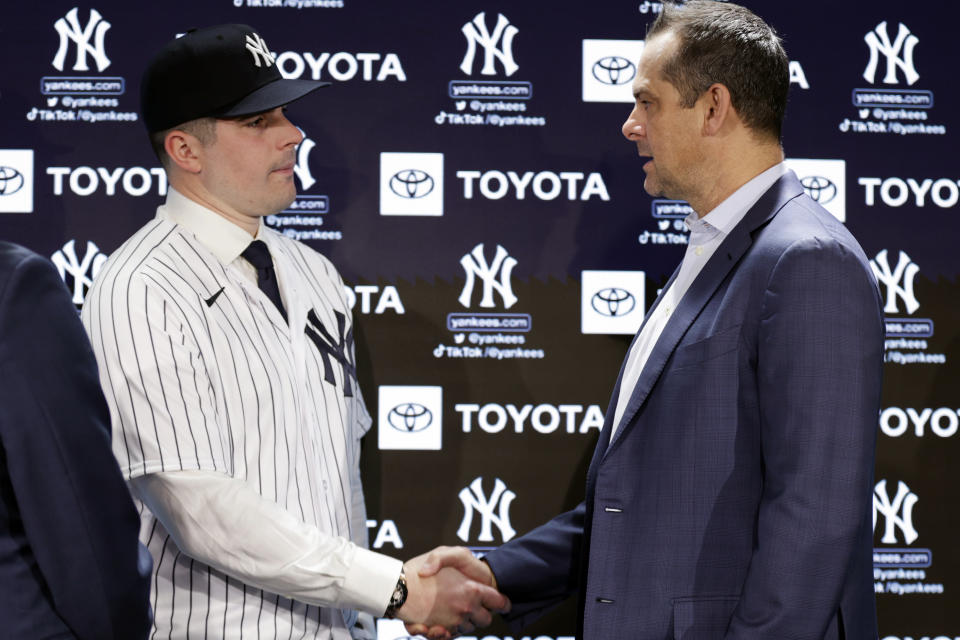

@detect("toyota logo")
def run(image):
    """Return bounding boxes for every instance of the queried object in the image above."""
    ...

[389,169,434,199]
[799,175,837,205]
[0,166,25,196]
[388,403,433,432]
[591,56,635,86]
[591,288,636,317]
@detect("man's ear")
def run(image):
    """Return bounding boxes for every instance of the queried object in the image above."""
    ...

[164,130,204,174]
[700,83,733,136]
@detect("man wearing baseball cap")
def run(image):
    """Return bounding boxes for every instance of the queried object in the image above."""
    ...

[82,24,506,639]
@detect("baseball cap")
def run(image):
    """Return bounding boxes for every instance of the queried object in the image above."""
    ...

[141,23,329,133]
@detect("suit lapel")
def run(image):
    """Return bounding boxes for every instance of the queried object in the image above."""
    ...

[590,263,683,463]
[602,173,805,459]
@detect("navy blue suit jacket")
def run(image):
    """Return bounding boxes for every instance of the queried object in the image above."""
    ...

[485,173,883,639]
[0,242,152,639]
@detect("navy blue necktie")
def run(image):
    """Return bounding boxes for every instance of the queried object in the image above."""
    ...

[242,240,287,323]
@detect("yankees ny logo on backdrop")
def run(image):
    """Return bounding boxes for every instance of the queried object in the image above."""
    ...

[52,7,111,72]
[871,249,920,314]
[459,243,518,309]
[457,477,516,543]
[295,130,316,191]
[863,21,919,85]
[873,479,919,545]
[51,240,108,307]
[460,12,519,76]
[305,309,357,397]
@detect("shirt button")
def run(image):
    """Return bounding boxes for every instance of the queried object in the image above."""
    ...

[694,246,703,256]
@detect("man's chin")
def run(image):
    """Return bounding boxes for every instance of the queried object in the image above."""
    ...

[642,177,663,198]
[266,191,297,216]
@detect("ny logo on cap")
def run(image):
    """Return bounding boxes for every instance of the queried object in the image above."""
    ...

[245,33,275,68]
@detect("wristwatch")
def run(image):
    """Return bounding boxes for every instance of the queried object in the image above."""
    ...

[385,567,407,618]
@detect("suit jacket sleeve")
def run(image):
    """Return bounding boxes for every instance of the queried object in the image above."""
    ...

[727,234,883,637]
[483,501,586,625]
[0,251,152,639]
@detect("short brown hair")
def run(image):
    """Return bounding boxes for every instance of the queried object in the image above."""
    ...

[648,1,789,140]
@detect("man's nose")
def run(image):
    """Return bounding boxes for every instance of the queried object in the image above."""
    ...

[622,108,644,141]
[280,113,303,147]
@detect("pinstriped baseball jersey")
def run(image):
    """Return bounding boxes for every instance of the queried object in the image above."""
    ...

[82,205,371,638]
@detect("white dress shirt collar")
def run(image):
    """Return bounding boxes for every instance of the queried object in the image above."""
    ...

[156,187,263,265]
[695,161,789,236]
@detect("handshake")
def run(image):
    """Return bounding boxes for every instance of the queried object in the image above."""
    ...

[394,546,510,640]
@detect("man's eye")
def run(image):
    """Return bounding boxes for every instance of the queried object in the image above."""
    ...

[247,117,264,127]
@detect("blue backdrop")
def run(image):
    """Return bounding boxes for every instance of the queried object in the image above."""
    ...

[1,2,957,638]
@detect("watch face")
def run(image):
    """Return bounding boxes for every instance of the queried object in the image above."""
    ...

[390,573,408,609]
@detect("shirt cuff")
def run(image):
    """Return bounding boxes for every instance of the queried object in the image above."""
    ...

[342,546,403,615]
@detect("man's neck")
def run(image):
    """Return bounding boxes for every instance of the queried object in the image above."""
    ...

[690,144,785,217]
[167,176,261,237]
